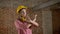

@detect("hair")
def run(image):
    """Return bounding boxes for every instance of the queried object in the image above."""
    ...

[18,8,32,14]
[18,8,26,14]
[17,8,32,21]
[17,8,26,21]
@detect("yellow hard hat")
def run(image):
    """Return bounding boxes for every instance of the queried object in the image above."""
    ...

[17,5,27,14]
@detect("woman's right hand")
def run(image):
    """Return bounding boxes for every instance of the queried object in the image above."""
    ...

[30,20,39,27]
[26,15,39,27]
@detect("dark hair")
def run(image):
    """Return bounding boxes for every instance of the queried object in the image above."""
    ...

[18,8,26,14]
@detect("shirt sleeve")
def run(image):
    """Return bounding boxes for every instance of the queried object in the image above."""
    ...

[14,20,27,29]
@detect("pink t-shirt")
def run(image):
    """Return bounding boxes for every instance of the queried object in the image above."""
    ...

[14,19,32,34]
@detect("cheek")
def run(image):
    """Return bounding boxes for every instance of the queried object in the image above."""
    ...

[24,12,26,16]
[24,11,27,15]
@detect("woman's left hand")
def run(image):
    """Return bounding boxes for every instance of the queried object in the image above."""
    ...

[26,14,39,27]
[30,14,39,27]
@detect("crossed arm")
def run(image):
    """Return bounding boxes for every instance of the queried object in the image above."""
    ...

[26,14,39,27]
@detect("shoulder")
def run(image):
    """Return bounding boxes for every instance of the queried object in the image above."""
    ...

[14,19,23,24]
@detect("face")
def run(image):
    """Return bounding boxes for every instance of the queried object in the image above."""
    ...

[20,9,27,17]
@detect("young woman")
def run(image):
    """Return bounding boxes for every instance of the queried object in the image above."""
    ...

[14,5,39,34]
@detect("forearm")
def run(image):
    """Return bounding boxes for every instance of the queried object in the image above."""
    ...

[27,24,32,28]
[30,21,39,27]
[26,20,39,27]
[26,15,39,27]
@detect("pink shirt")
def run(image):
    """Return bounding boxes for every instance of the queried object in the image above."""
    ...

[14,19,32,34]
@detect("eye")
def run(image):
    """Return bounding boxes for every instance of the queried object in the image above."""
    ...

[21,11,24,14]
[21,9,26,14]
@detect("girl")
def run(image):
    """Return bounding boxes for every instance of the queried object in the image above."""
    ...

[14,5,39,34]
